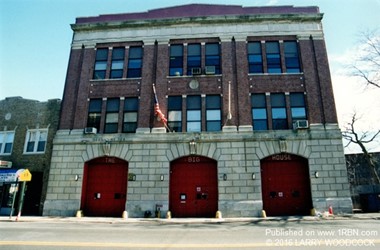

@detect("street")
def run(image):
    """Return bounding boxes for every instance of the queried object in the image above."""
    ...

[0,217,379,249]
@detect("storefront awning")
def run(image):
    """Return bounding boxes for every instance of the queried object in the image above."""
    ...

[0,169,32,183]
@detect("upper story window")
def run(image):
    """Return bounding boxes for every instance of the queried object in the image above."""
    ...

[168,96,183,132]
[110,47,125,79]
[251,94,268,130]
[87,99,102,131]
[169,45,183,76]
[186,95,201,132]
[206,95,221,131]
[271,93,287,130]
[205,43,221,74]
[187,44,201,75]
[127,46,143,78]
[290,93,307,121]
[284,41,301,73]
[266,42,282,74]
[93,48,108,79]
[104,98,120,133]
[24,129,48,154]
[247,42,263,73]
[123,97,139,133]
[0,131,15,155]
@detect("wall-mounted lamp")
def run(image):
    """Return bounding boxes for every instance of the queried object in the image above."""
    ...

[314,171,319,178]
[160,175,164,181]
[128,173,136,181]
[74,175,80,181]
[223,174,227,181]
[252,173,256,180]
[189,139,197,155]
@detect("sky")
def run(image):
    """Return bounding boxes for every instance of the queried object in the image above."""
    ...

[1,0,379,153]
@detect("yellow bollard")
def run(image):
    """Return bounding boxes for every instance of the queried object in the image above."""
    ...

[76,210,83,218]
[310,208,316,216]
[122,211,128,219]
[215,211,222,219]
[166,211,172,219]
[261,210,267,218]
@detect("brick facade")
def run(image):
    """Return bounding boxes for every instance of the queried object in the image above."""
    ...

[0,97,61,215]
[43,4,352,217]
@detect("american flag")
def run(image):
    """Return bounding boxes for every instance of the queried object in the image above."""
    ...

[152,84,168,125]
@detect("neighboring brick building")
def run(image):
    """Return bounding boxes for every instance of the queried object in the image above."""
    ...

[43,4,353,217]
[0,97,61,215]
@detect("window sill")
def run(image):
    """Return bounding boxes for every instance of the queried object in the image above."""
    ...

[248,72,304,76]
[167,74,222,79]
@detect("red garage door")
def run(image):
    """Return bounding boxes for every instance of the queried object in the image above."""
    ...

[170,156,218,218]
[261,154,312,216]
[81,157,128,217]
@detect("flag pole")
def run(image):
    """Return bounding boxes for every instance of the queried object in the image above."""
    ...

[152,83,171,132]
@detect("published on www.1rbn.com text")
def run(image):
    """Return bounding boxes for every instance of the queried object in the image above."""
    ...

[265,228,378,247]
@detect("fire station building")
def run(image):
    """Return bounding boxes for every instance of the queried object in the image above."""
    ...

[43,4,353,217]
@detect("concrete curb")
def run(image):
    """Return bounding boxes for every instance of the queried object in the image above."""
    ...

[1,213,379,224]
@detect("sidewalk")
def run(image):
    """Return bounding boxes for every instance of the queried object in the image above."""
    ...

[1,213,379,224]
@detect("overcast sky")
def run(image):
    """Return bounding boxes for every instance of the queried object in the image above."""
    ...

[1,0,379,153]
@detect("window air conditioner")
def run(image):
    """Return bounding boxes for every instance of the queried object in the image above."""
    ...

[84,127,97,134]
[293,120,309,130]
[205,65,216,75]
[191,67,202,75]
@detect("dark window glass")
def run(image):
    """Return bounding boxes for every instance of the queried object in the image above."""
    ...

[205,43,221,74]
[271,93,287,129]
[93,48,108,79]
[266,42,281,73]
[169,45,183,76]
[290,93,307,121]
[105,98,120,133]
[284,41,301,73]
[123,97,138,133]
[251,94,268,130]
[187,96,201,132]
[187,44,201,75]
[206,95,221,131]
[110,47,125,79]
[168,96,182,132]
[87,99,102,130]
[248,42,263,73]
[127,47,143,78]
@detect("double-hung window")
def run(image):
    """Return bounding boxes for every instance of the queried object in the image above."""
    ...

[248,42,263,73]
[251,94,268,130]
[205,43,221,74]
[110,47,125,78]
[206,95,221,131]
[186,96,201,132]
[168,96,183,132]
[93,48,108,79]
[24,129,48,153]
[123,97,138,133]
[87,99,102,131]
[169,45,183,76]
[105,98,120,133]
[0,131,15,155]
[127,46,143,78]
[290,93,307,121]
[284,41,301,73]
[271,93,287,129]
[266,42,282,73]
[187,44,201,75]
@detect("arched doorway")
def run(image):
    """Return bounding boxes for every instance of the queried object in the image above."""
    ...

[169,156,218,217]
[81,157,128,217]
[261,153,312,216]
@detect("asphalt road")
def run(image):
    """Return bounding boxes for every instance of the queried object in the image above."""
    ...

[0,218,379,249]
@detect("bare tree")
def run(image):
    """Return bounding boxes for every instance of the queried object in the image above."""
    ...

[342,112,380,184]
[351,29,380,88]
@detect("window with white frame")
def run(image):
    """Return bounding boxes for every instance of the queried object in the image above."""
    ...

[0,131,15,155]
[24,129,48,153]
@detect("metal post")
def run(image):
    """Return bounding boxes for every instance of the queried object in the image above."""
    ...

[16,182,26,221]
[9,183,19,219]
